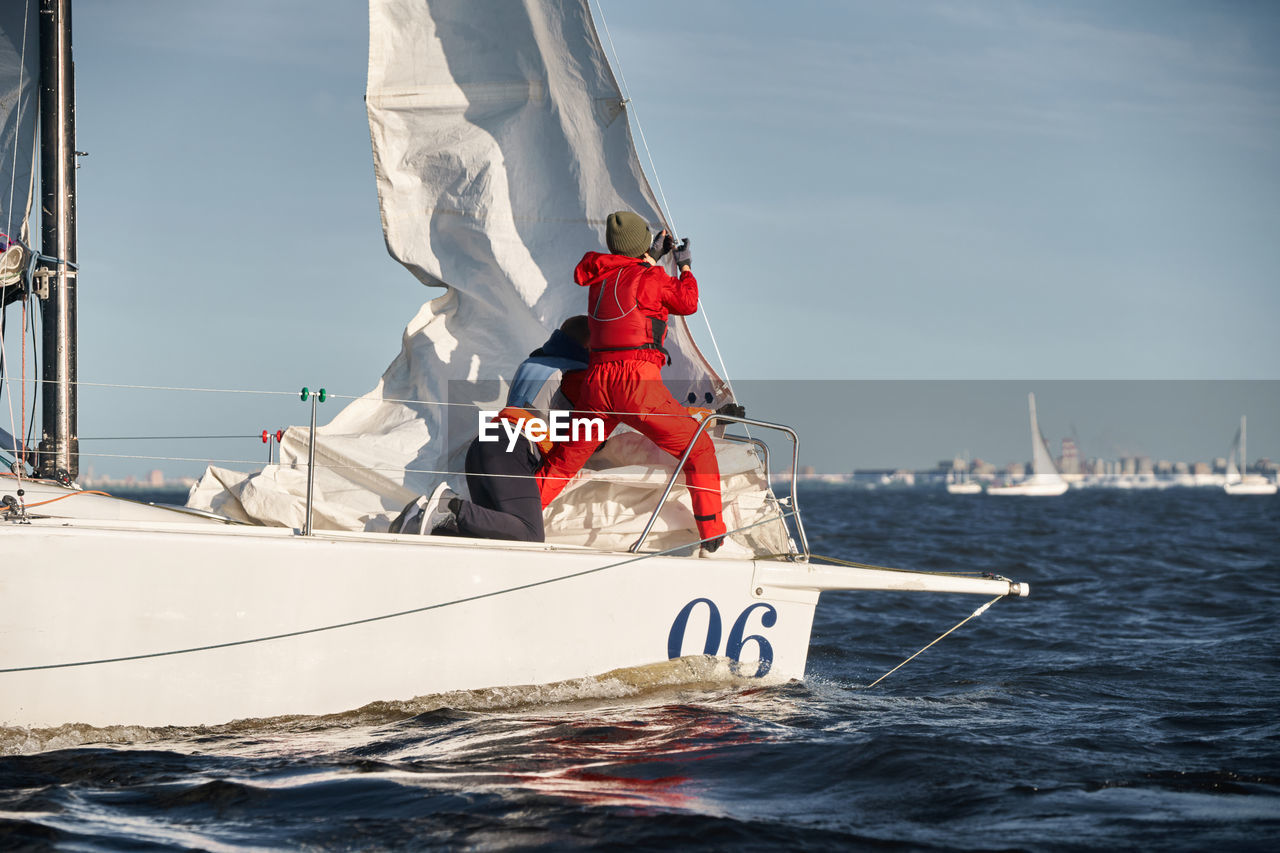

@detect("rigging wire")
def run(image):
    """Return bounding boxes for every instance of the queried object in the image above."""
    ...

[3,0,30,242]
[5,377,751,423]
[866,595,1004,689]
[590,0,677,236]
[589,0,737,399]
[2,0,32,482]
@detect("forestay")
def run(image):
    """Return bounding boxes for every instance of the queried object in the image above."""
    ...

[189,0,789,555]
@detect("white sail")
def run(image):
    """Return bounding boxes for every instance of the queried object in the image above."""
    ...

[0,0,38,250]
[188,0,784,553]
[1222,415,1274,494]
[1028,393,1063,484]
[988,393,1067,496]
[1225,423,1242,484]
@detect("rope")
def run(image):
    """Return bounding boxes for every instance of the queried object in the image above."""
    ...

[590,0,676,234]
[588,0,736,395]
[809,552,990,577]
[693,297,737,401]
[866,594,1004,689]
[17,489,112,509]
[0,511,793,674]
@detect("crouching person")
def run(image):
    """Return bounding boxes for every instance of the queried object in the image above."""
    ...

[391,317,591,541]
[391,407,551,541]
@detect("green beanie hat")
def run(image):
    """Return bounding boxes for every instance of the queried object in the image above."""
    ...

[605,211,651,258]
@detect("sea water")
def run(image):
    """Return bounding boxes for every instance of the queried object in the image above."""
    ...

[2,488,1277,849]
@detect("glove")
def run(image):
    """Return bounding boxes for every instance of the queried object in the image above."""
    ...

[673,237,692,269]
[649,230,673,260]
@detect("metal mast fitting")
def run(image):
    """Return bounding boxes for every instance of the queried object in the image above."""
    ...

[36,0,79,482]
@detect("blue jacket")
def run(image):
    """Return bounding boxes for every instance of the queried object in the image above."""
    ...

[505,328,588,414]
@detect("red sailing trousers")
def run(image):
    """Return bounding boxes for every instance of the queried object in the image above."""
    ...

[537,359,726,542]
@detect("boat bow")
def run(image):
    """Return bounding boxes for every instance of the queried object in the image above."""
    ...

[754,561,1029,599]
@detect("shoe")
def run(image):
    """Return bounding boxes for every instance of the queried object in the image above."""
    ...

[430,513,460,536]
[389,496,427,534]
[699,536,756,560]
[424,481,458,532]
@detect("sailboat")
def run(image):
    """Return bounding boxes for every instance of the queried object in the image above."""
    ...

[1223,416,1277,496]
[945,451,982,494]
[987,393,1069,496]
[0,0,1028,729]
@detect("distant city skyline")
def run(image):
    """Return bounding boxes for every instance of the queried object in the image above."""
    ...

[741,380,1279,474]
[33,380,1276,481]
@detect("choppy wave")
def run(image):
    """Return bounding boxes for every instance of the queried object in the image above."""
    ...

[1,656,756,757]
[2,489,1278,850]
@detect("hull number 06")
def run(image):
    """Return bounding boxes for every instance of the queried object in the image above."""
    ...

[667,598,777,677]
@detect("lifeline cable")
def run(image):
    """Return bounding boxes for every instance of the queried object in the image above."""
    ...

[0,511,794,674]
[37,450,754,492]
[20,377,740,422]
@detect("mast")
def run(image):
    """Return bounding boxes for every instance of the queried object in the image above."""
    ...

[35,0,78,482]
[1028,392,1040,476]
[1241,415,1247,477]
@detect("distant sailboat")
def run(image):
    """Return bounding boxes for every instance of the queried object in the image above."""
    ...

[945,451,982,494]
[988,394,1069,496]
[1223,416,1277,496]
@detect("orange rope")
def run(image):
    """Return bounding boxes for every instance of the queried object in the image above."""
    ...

[19,490,112,509]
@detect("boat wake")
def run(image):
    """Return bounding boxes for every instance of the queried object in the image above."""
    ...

[1,655,762,755]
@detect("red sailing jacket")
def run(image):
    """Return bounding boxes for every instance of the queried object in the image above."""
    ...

[575,252,699,366]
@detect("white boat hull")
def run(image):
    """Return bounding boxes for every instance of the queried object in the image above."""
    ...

[1224,479,1277,495]
[987,480,1069,496]
[0,516,1025,729]
[946,482,983,495]
[0,521,808,727]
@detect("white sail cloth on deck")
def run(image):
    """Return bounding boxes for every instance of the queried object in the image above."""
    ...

[189,0,788,555]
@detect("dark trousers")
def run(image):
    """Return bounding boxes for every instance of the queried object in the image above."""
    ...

[455,434,545,542]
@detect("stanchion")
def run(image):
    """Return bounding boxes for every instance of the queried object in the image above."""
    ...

[300,387,326,535]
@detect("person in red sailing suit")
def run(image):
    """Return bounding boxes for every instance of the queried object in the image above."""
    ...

[537,210,730,551]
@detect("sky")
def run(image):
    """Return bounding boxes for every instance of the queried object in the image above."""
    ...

[2,0,1278,478]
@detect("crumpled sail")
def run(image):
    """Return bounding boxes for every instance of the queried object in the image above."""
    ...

[0,0,38,251]
[189,0,788,554]
[1027,393,1065,486]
